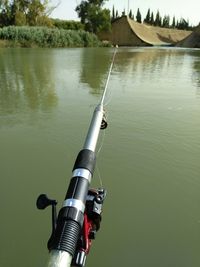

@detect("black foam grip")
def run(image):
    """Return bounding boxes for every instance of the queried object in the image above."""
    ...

[73,149,96,175]
[54,219,81,256]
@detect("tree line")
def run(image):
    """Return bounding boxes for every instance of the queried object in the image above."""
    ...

[0,0,55,27]
[0,0,103,47]
[0,0,111,33]
[0,0,194,34]
[0,0,86,30]
[112,6,193,30]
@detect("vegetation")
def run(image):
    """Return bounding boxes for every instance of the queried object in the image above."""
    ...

[0,0,53,27]
[51,19,84,31]
[136,8,142,23]
[0,26,101,47]
[0,1,194,48]
[0,1,108,47]
[111,5,119,21]
[111,6,195,30]
[75,0,111,34]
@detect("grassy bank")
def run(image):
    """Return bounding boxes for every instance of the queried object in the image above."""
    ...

[0,26,102,48]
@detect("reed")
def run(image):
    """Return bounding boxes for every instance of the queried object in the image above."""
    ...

[0,26,101,47]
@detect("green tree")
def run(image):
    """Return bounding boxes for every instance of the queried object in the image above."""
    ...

[115,9,118,18]
[111,5,115,21]
[154,10,161,26]
[129,9,134,19]
[150,11,154,25]
[76,0,111,33]
[27,0,45,26]
[0,0,53,26]
[177,18,189,30]
[176,19,179,28]
[144,8,150,24]
[162,15,170,28]
[0,0,12,26]
[171,16,176,28]
[15,10,26,25]
[136,8,141,23]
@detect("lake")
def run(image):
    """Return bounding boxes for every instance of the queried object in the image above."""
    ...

[0,47,200,267]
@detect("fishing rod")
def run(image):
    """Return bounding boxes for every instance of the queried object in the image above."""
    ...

[36,47,117,267]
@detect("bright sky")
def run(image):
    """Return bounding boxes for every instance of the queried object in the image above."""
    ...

[50,0,200,26]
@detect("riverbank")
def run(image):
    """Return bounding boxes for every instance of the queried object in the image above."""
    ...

[0,26,104,48]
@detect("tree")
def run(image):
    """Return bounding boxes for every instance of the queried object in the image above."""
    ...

[154,10,161,26]
[27,0,45,26]
[0,0,54,26]
[162,15,170,28]
[115,9,118,18]
[150,11,154,25]
[136,8,141,23]
[111,5,115,21]
[0,0,13,26]
[129,9,134,20]
[144,8,150,24]
[176,19,179,28]
[76,0,111,33]
[171,16,176,28]
[177,18,189,30]
[15,10,26,25]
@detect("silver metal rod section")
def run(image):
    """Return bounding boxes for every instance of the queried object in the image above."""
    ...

[100,47,117,105]
[83,104,104,152]
[47,250,72,267]
[46,48,117,267]
[84,48,117,153]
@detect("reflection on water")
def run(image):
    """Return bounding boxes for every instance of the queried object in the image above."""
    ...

[192,50,200,95]
[1,48,200,117]
[110,48,200,102]
[0,48,57,115]
[80,48,112,94]
[114,47,191,74]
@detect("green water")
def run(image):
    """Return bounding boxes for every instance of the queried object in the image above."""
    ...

[0,47,200,267]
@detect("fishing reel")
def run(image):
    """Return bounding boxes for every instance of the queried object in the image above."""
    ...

[72,188,106,267]
[36,188,106,267]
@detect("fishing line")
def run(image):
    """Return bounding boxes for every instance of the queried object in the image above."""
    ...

[103,83,114,107]
[96,127,106,156]
[95,47,118,187]
[96,163,103,188]
[100,46,118,106]
[96,46,118,187]
[102,51,118,107]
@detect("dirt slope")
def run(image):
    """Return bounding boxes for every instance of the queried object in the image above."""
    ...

[176,25,200,48]
[127,17,191,46]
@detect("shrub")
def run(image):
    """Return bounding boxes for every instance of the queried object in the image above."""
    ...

[52,19,84,31]
[0,26,101,47]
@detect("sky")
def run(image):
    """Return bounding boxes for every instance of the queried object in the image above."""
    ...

[50,0,200,26]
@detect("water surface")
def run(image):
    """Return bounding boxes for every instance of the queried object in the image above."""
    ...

[0,47,200,267]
